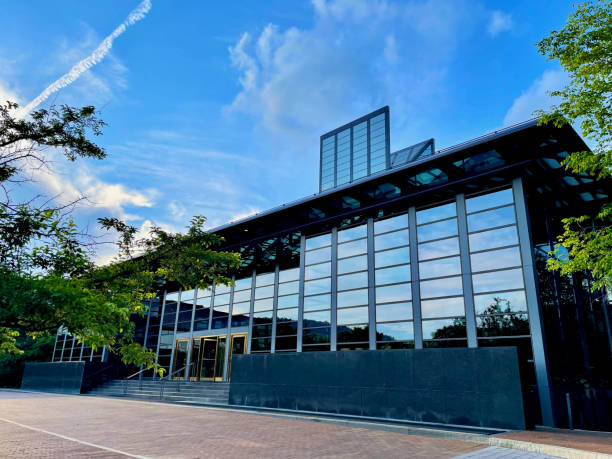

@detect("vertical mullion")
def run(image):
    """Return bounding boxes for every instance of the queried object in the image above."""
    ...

[333,135,338,188]
[247,269,256,354]
[349,126,354,183]
[222,278,234,381]
[512,177,554,427]
[457,194,477,348]
[331,228,338,351]
[271,264,280,353]
[140,298,153,380]
[185,288,197,380]
[366,119,371,176]
[153,290,167,379]
[367,218,376,350]
[60,329,67,361]
[208,285,215,331]
[78,341,85,361]
[297,235,306,352]
[167,288,182,379]
[51,331,59,362]
[409,207,423,349]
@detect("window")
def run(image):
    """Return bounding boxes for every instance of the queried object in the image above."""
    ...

[303,233,332,352]
[276,267,299,352]
[250,272,275,353]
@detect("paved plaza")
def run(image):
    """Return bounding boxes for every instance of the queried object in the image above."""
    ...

[0,389,605,458]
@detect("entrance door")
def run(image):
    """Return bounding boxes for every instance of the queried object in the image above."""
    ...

[189,333,247,382]
[227,333,247,380]
[171,339,189,379]
[200,337,220,380]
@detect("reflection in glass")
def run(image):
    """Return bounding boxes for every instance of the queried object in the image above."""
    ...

[375,230,409,251]
[419,256,461,279]
[376,322,414,341]
[466,188,513,213]
[375,265,411,285]
[305,246,331,265]
[255,285,274,299]
[337,306,369,325]
[253,311,273,323]
[276,335,297,351]
[278,280,299,295]
[376,283,411,304]
[417,218,458,242]
[256,272,275,286]
[422,318,467,339]
[304,293,330,311]
[305,262,331,279]
[418,237,459,261]
[277,293,299,308]
[305,277,331,295]
[474,290,527,314]
[276,321,298,336]
[338,255,367,274]
[278,268,299,283]
[303,327,331,344]
[234,278,252,290]
[303,310,331,326]
[337,325,369,343]
[253,297,273,312]
[337,288,368,307]
[233,289,251,303]
[338,225,366,243]
[232,301,250,315]
[376,246,411,267]
[214,293,230,305]
[467,205,516,232]
[468,226,518,252]
[306,233,331,250]
[374,214,408,234]
[472,268,524,293]
[421,297,465,319]
[376,302,412,322]
[476,313,530,337]
[338,271,368,291]
[338,238,367,258]
[277,308,299,322]
[416,202,456,224]
[419,276,463,299]
[470,246,521,272]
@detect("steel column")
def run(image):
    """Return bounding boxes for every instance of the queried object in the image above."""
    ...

[408,207,423,348]
[456,193,478,348]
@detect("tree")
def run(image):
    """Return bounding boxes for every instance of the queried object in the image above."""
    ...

[0,101,240,377]
[535,0,612,291]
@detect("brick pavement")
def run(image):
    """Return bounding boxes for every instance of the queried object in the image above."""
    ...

[499,430,612,455]
[0,389,487,459]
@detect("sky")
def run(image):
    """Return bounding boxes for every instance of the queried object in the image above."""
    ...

[0,0,578,263]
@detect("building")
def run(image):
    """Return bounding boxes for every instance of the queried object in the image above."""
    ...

[50,107,611,431]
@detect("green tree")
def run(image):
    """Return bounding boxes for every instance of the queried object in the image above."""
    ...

[0,101,240,378]
[536,0,612,291]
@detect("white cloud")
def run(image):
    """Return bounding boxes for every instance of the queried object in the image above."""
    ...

[0,81,20,106]
[503,70,568,126]
[488,10,513,37]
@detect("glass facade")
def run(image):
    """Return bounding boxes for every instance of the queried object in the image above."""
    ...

[320,107,389,191]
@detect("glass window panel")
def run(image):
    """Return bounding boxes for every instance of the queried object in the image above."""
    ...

[337,288,368,307]
[231,314,249,328]
[277,308,299,322]
[277,293,299,309]
[376,302,412,322]
[251,337,272,351]
[303,310,331,327]
[214,293,230,306]
[338,255,367,274]
[256,272,275,286]
[303,327,331,344]
[420,276,463,299]
[470,246,522,272]
[419,256,461,279]
[304,293,330,311]
[252,311,274,323]
[255,285,274,299]
[417,218,458,242]
[253,298,273,312]
[181,290,195,301]
[215,284,231,295]
[337,306,369,325]
[305,261,331,279]
[418,237,459,261]
[276,335,297,350]
[376,322,414,342]
[468,226,519,252]
[476,314,530,337]
[338,238,367,258]
[276,321,298,336]
[467,205,516,232]
[212,317,228,329]
[421,297,465,319]
[278,280,299,296]
[166,292,180,301]
[375,230,409,251]
[305,246,331,265]
[338,225,366,243]
[472,268,524,293]
[375,264,411,286]
[376,283,412,303]
[278,268,299,283]
[306,233,331,250]
[338,271,368,291]
[466,188,514,213]
[197,288,212,299]
[337,325,369,343]
[233,289,251,304]
[376,246,411,267]
[422,318,467,340]
[374,214,408,234]
[474,290,528,315]
[305,278,330,295]
[234,278,252,291]
[416,202,456,224]
[232,301,250,315]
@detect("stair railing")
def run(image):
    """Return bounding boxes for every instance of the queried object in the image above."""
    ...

[158,363,193,399]
[122,367,149,394]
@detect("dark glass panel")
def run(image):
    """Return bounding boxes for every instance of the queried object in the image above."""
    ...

[474,290,527,315]
[422,318,467,340]
[423,339,468,348]
[251,337,272,352]
[476,313,530,337]
[376,321,413,341]
[303,344,331,352]
[303,310,331,327]
[252,311,274,324]
[276,335,297,351]
[377,341,414,349]
[212,317,228,329]
[337,325,369,343]
[252,324,272,338]
[276,321,298,336]
[193,319,209,331]
[303,327,331,344]
[231,314,249,328]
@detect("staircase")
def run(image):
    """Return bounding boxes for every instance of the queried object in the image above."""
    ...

[87,379,230,406]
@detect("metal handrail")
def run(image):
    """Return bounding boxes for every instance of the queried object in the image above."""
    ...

[123,366,150,393]
[158,363,193,397]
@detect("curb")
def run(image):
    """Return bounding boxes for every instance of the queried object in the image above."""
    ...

[489,437,612,459]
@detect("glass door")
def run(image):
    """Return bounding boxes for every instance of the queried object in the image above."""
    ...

[227,333,247,380]
[172,339,189,379]
[200,338,218,380]
[214,337,226,382]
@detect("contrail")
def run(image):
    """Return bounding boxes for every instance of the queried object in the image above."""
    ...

[20,0,152,116]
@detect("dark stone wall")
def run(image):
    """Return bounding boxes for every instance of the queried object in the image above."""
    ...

[229,347,526,430]
[21,362,86,394]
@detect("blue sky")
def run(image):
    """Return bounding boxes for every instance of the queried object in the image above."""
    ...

[1,0,576,262]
